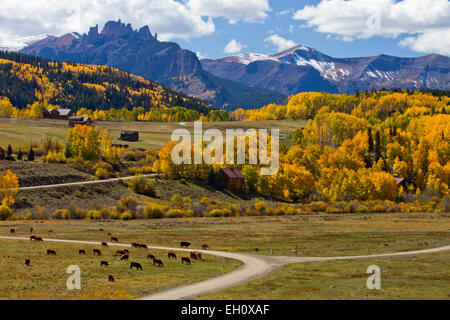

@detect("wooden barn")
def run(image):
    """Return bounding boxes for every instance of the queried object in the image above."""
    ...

[120,131,139,142]
[219,168,245,191]
[0,147,5,160]
[43,109,73,120]
[68,116,93,128]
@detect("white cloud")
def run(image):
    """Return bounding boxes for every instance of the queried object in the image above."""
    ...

[0,0,270,46]
[187,0,270,24]
[264,34,296,52]
[293,0,450,55]
[224,39,247,54]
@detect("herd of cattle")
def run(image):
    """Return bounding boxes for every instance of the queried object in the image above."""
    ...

[11,228,210,283]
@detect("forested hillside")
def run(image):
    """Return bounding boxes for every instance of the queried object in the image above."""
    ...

[0,51,211,114]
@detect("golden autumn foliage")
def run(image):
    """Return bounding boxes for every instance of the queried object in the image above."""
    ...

[0,170,19,207]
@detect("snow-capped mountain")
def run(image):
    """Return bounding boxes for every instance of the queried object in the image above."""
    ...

[0,34,53,52]
[202,45,450,95]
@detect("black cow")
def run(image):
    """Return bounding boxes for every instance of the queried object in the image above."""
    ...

[180,242,191,248]
[130,262,143,271]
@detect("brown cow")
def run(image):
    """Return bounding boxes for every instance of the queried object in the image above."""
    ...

[111,237,119,243]
[108,275,115,282]
[35,237,43,242]
[10,229,15,234]
[190,252,201,261]
[139,244,148,249]
[181,257,191,265]
[131,243,140,248]
[153,259,164,267]
[124,249,129,254]
[47,250,56,256]
[120,255,129,261]
[147,254,155,260]
[79,249,86,255]
[93,249,102,256]
[115,250,127,256]
[168,252,177,260]
[101,242,108,247]
[30,227,33,234]
[202,243,209,250]
[30,235,36,241]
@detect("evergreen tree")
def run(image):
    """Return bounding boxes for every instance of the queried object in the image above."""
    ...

[27,148,35,161]
[6,145,12,159]
[17,149,23,160]
[367,128,374,153]
[374,131,382,162]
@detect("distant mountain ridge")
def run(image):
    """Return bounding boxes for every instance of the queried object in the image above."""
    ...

[202,45,450,96]
[20,20,286,110]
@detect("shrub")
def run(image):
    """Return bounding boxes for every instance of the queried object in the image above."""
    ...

[128,177,156,197]
[122,151,138,161]
[118,196,138,214]
[166,209,185,218]
[143,204,165,219]
[370,204,386,213]
[0,205,13,220]
[95,168,109,179]
[86,210,103,220]
[120,211,133,220]
[43,151,67,163]
[356,205,369,213]
[52,209,70,220]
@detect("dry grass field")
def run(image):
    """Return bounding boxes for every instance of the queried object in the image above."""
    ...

[0,118,306,150]
[0,213,448,300]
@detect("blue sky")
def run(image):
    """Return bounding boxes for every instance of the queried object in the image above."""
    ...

[0,0,448,58]
[176,0,448,59]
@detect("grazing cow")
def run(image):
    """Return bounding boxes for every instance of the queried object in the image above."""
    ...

[202,243,209,250]
[93,249,102,256]
[30,236,36,241]
[181,257,191,265]
[115,250,127,256]
[147,254,155,260]
[25,259,31,266]
[124,249,129,254]
[139,244,148,249]
[100,261,109,267]
[79,250,86,255]
[180,241,191,248]
[153,259,164,267]
[35,237,43,242]
[47,250,57,256]
[168,252,177,260]
[10,229,15,234]
[30,227,33,234]
[108,275,115,282]
[111,237,119,243]
[120,254,129,261]
[130,262,143,271]
[131,243,140,248]
[190,252,201,261]
[101,242,108,247]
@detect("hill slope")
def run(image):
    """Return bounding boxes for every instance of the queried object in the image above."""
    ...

[20,20,286,110]
[202,45,450,96]
[0,50,211,114]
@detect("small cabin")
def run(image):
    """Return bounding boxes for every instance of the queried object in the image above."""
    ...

[0,147,5,160]
[395,177,407,188]
[44,109,73,120]
[219,168,245,191]
[120,131,139,142]
[69,116,93,128]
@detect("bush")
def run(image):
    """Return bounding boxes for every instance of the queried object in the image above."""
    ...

[43,151,67,163]
[370,204,386,213]
[52,209,70,220]
[128,177,156,197]
[165,209,185,218]
[143,204,165,219]
[86,210,103,220]
[122,151,138,161]
[356,205,369,213]
[0,205,13,220]
[120,211,133,220]
[95,168,109,179]
[118,196,138,214]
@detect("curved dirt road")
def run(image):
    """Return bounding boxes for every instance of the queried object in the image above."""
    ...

[19,174,156,191]
[0,236,449,300]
